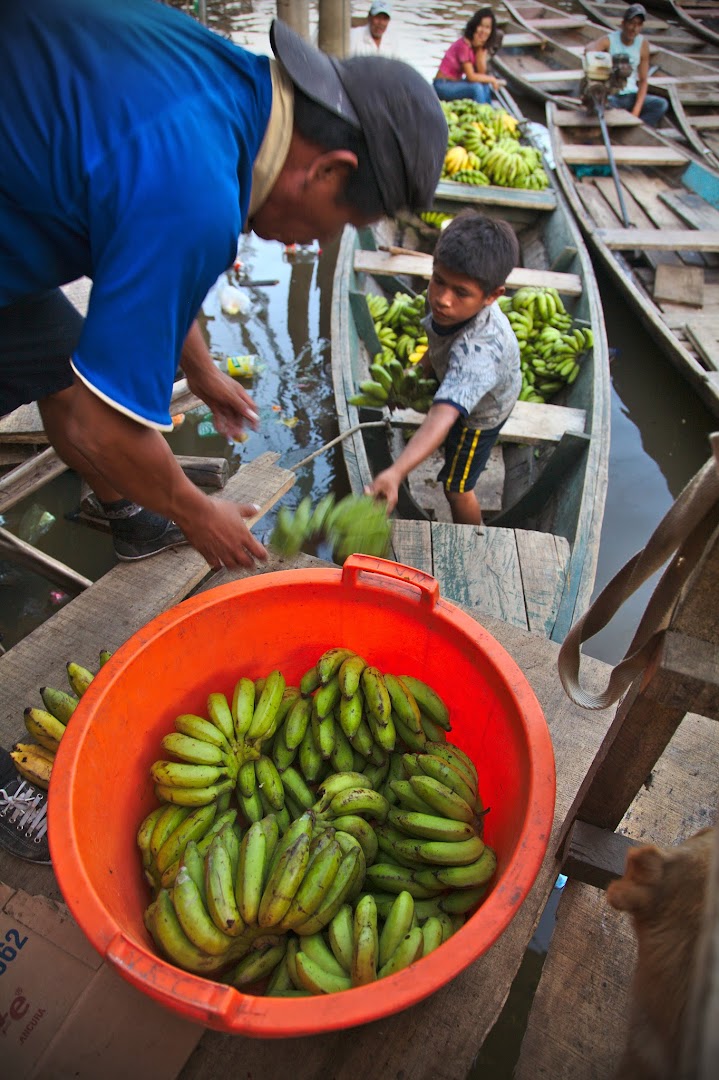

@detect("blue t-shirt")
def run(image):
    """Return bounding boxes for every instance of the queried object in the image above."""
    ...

[0,0,273,429]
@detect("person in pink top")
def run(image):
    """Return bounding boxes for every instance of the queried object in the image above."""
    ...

[434,8,501,105]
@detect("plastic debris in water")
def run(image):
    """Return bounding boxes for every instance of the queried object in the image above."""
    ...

[171,413,185,427]
[219,284,250,316]
[279,416,299,428]
[197,419,219,438]
[226,355,264,379]
[18,504,56,543]
[49,590,69,606]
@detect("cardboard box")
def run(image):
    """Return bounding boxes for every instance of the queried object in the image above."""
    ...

[0,882,204,1079]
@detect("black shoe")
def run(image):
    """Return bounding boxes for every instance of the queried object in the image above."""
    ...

[0,755,51,864]
[113,519,189,561]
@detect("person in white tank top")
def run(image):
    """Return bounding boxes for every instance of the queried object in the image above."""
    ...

[583,4,668,128]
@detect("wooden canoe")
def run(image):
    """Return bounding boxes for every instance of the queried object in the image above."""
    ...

[330,122,610,643]
[546,98,719,416]
[495,0,719,109]
[576,0,719,58]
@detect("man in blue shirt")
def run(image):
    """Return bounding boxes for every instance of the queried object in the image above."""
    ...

[0,0,447,570]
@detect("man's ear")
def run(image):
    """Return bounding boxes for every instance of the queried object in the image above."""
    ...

[306,149,359,190]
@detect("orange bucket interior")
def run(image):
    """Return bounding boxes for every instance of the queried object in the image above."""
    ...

[50,556,556,1036]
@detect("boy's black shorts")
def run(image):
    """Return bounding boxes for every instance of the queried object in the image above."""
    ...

[438,416,506,494]
[0,289,83,417]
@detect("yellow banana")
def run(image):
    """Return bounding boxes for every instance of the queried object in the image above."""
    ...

[66,661,94,697]
[23,707,66,753]
[9,744,53,790]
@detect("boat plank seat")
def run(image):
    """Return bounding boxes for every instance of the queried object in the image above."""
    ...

[390,519,571,635]
[524,69,582,84]
[501,32,544,47]
[434,179,557,211]
[597,228,719,250]
[390,399,586,447]
[561,144,688,166]
[690,115,719,130]
[526,16,588,29]
[552,108,642,128]
[649,74,719,86]
[658,187,719,231]
[354,250,583,294]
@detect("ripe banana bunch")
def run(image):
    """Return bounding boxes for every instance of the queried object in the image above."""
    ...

[269,493,392,564]
[438,100,548,190]
[498,287,594,403]
[443,145,471,176]
[13,653,110,790]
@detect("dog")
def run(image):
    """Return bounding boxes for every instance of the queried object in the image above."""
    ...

[606,827,715,1080]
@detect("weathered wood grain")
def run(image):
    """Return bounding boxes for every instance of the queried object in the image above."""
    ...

[353,250,583,295]
[515,529,570,637]
[430,522,529,629]
[390,398,587,447]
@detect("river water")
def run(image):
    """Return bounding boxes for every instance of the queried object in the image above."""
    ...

[0,3,715,1072]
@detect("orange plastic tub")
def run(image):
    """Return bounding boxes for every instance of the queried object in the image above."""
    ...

[50,555,555,1036]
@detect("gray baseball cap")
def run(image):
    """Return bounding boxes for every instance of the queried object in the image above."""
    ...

[270,19,447,214]
[623,4,647,21]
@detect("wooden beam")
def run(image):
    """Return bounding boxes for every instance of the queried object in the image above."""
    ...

[597,228,719,251]
[390,399,586,447]
[552,108,642,127]
[561,145,688,166]
[0,447,67,514]
[523,69,582,84]
[643,630,719,720]
[0,526,93,593]
[353,250,583,294]
[562,820,643,890]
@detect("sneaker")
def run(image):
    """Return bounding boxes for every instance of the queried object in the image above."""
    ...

[0,769,51,864]
[113,519,189,562]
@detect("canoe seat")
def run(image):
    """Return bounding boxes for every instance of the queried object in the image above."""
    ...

[354,250,583,296]
[561,145,688,166]
[501,32,544,47]
[390,400,586,447]
[524,69,581,84]
[596,228,719,251]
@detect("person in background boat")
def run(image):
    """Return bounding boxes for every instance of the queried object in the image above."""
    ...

[349,2,401,58]
[0,0,447,573]
[583,4,668,128]
[433,8,503,105]
[367,212,521,526]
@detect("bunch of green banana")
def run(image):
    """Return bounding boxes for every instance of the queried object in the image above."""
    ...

[149,671,296,812]
[269,493,392,563]
[419,210,454,230]
[349,290,436,413]
[14,653,111,790]
[136,795,238,891]
[498,286,594,403]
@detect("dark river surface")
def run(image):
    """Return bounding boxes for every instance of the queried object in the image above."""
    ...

[0,3,716,1073]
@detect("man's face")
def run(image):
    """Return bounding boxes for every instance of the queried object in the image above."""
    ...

[369,14,390,42]
[621,16,644,44]
[251,188,376,246]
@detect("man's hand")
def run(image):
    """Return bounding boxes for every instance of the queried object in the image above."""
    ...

[176,498,267,569]
[365,467,402,513]
[187,361,259,440]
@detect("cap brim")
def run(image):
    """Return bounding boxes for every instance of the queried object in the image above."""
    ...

[270,19,360,128]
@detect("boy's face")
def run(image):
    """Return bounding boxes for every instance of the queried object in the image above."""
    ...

[428,261,502,328]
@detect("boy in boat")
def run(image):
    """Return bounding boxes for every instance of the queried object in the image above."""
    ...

[368,211,521,526]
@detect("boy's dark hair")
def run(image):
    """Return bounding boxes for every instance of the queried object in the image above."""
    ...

[292,87,385,218]
[464,8,500,51]
[434,211,519,294]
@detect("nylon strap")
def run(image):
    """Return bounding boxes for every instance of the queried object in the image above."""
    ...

[557,432,719,710]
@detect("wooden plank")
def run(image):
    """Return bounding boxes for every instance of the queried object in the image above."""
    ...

[562,820,643,889]
[0,447,34,467]
[501,31,544,46]
[552,108,642,127]
[691,115,719,130]
[686,320,719,371]
[644,630,719,720]
[390,399,586,447]
[658,187,719,230]
[353,250,583,294]
[434,179,557,212]
[390,518,433,574]
[597,228,719,250]
[0,525,93,593]
[523,68,582,84]
[0,447,68,514]
[514,528,571,637]
[654,264,705,305]
[429,522,529,629]
[561,144,688,166]
[525,16,589,29]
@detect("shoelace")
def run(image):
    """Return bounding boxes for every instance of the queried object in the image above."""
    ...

[0,782,49,841]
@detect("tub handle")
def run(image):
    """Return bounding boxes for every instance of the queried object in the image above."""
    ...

[107,933,236,1025]
[342,553,440,609]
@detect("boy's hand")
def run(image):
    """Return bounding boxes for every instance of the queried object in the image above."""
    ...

[365,467,402,513]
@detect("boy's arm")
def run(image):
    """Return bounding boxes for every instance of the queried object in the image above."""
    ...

[366,403,459,512]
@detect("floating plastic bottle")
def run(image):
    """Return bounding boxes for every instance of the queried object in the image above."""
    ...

[219,284,250,316]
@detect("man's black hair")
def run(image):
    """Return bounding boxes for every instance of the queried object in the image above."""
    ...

[433,211,519,295]
[292,87,385,218]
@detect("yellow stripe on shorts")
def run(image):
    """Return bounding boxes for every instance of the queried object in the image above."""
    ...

[458,429,481,492]
[446,426,468,489]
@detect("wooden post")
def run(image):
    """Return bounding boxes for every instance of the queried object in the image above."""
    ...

[318,0,350,56]
[276,0,310,40]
